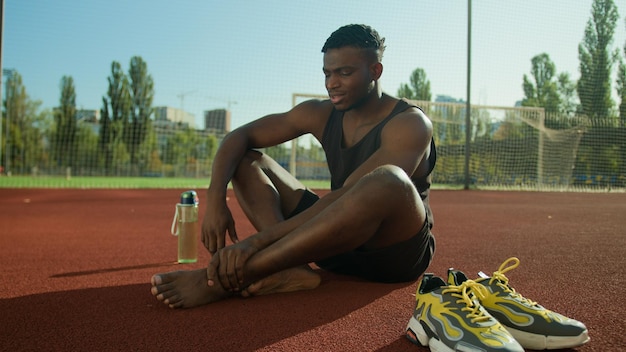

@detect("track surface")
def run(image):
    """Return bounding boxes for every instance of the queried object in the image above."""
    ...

[1,188,625,351]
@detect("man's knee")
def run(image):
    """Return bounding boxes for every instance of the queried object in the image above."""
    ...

[355,165,420,211]
[364,165,413,190]
[233,150,266,178]
[241,149,265,166]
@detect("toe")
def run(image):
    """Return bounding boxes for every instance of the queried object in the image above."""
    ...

[243,281,263,297]
[169,301,184,309]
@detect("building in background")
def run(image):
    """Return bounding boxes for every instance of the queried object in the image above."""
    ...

[76,109,101,134]
[153,106,196,128]
[76,109,100,123]
[204,109,231,134]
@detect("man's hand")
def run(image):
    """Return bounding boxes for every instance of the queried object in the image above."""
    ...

[201,201,239,254]
[207,239,259,291]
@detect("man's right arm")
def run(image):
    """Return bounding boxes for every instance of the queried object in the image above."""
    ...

[202,99,332,253]
[202,128,250,253]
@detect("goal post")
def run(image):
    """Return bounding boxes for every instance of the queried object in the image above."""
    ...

[408,99,587,190]
[287,94,591,191]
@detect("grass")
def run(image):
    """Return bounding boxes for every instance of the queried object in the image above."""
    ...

[2,175,621,193]
[0,175,332,189]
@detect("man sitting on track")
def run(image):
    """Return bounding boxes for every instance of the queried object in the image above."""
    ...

[151,24,437,308]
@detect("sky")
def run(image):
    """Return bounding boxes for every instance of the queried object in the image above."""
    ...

[3,0,626,130]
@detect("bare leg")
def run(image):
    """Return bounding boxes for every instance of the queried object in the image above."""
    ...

[232,150,322,297]
[239,165,425,287]
[151,160,424,308]
[240,266,321,297]
[231,150,308,230]
[152,150,320,308]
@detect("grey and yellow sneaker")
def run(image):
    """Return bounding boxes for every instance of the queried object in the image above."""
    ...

[448,257,590,350]
[406,273,523,352]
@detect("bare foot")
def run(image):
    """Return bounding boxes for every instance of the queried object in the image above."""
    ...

[241,265,321,297]
[151,268,232,308]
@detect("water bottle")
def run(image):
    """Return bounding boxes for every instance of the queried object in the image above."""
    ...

[170,190,199,263]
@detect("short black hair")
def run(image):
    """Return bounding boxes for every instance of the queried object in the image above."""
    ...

[321,24,386,61]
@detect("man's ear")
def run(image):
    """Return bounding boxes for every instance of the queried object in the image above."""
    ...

[370,62,383,81]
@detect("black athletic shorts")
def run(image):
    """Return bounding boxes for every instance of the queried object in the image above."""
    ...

[288,189,435,283]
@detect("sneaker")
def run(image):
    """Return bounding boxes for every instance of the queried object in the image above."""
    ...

[406,273,523,352]
[448,257,590,350]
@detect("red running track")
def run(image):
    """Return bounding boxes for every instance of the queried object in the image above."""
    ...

[1,188,625,351]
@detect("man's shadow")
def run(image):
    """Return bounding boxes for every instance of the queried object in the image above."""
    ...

[3,270,412,351]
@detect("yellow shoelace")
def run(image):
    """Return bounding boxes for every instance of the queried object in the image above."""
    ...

[443,279,492,323]
[489,257,538,307]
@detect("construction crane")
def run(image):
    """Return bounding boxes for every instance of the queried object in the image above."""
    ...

[205,95,237,110]
[177,89,197,112]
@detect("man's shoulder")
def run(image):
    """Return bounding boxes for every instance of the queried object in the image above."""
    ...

[291,98,335,123]
[392,101,431,126]
[288,98,334,137]
[295,98,334,114]
[383,102,433,138]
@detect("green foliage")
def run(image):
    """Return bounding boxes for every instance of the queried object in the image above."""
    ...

[160,127,217,177]
[264,143,289,163]
[100,61,132,175]
[2,5,624,189]
[75,124,99,171]
[3,71,52,174]
[205,134,218,160]
[577,0,619,123]
[139,127,159,172]
[612,47,626,183]
[573,0,623,185]
[126,56,155,172]
[522,53,561,113]
[397,68,432,101]
[521,54,581,121]
[617,49,626,127]
[556,73,579,117]
[54,76,78,168]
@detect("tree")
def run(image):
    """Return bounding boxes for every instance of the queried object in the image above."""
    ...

[75,124,99,173]
[616,29,626,185]
[522,54,581,128]
[556,73,579,118]
[127,56,154,174]
[617,32,626,127]
[165,127,203,177]
[265,143,289,165]
[98,97,113,172]
[522,53,561,113]
[577,0,619,123]
[574,0,621,185]
[397,68,432,101]
[99,61,131,175]
[54,75,78,169]
[22,102,50,175]
[3,70,48,174]
[616,59,626,127]
[204,134,218,161]
[138,126,160,174]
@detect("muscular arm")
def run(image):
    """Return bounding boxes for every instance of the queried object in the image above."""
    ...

[203,99,331,252]
[242,106,433,252]
[208,104,434,289]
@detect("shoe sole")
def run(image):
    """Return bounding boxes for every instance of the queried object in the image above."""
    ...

[406,316,456,352]
[505,325,590,350]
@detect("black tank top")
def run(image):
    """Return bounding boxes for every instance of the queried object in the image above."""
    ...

[320,99,437,228]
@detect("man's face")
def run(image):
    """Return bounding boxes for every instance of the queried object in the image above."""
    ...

[323,46,378,111]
